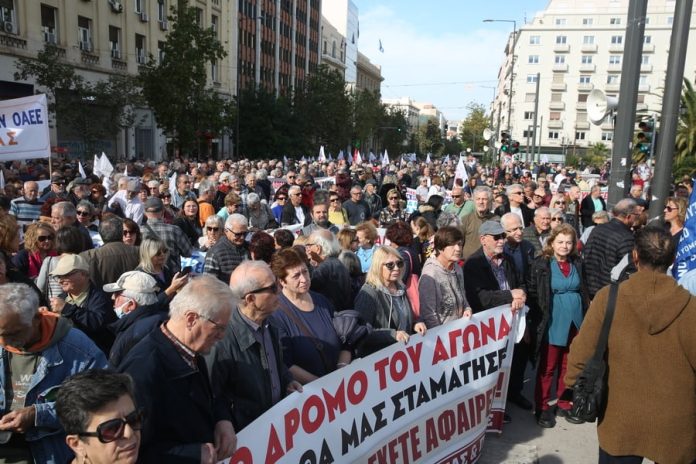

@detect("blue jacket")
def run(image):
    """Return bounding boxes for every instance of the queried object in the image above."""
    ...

[60,284,117,355]
[0,324,108,464]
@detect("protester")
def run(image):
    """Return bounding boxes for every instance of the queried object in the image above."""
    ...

[378,188,409,227]
[580,185,606,228]
[281,185,311,227]
[141,196,192,273]
[523,207,552,257]
[204,214,250,283]
[135,236,188,301]
[355,221,378,273]
[385,221,421,282]
[461,186,498,259]
[121,218,142,247]
[663,196,687,249]
[306,229,353,312]
[327,190,349,226]
[199,215,224,251]
[12,222,56,280]
[9,180,43,233]
[79,216,140,289]
[343,185,371,225]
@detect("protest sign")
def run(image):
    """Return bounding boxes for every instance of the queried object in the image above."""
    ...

[223,305,521,464]
[0,94,51,161]
[405,188,418,214]
[180,250,207,274]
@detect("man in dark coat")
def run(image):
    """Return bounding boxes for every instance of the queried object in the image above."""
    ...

[80,216,140,289]
[281,185,311,227]
[580,185,607,228]
[495,184,534,227]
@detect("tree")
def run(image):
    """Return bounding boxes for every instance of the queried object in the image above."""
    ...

[458,102,489,151]
[352,89,383,152]
[416,118,442,155]
[380,109,409,157]
[139,4,231,155]
[585,142,610,167]
[676,78,696,163]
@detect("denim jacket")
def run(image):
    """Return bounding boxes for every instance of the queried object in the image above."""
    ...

[0,328,108,464]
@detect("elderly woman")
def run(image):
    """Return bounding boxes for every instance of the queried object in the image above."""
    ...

[12,222,57,280]
[76,200,103,247]
[418,226,471,328]
[549,207,565,231]
[199,215,224,251]
[337,228,358,252]
[269,248,351,384]
[354,246,427,353]
[216,191,242,222]
[173,199,202,247]
[135,236,188,301]
[378,188,409,227]
[355,221,378,273]
[247,192,277,230]
[664,196,687,249]
[527,224,587,428]
[249,231,276,263]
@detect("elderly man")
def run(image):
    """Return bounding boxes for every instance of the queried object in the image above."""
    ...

[566,185,582,234]
[172,174,197,209]
[342,185,372,225]
[207,261,302,432]
[142,197,192,273]
[495,184,534,227]
[302,201,338,236]
[281,185,311,227]
[0,283,107,463]
[461,186,499,259]
[40,174,67,202]
[10,181,43,233]
[50,201,93,251]
[364,179,382,216]
[442,186,473,223]
[107,180,145,224]
[67,177,92,206]
[580,184,606,228]
[523,207,552,257]
[583,198,637,299]
[501,213,536,283]
[204,214,250,283]
[79,216,140,288]
[118,275,237,463]
[307,229,352,312]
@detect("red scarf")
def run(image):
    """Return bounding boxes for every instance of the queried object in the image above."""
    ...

[28,250,57,279]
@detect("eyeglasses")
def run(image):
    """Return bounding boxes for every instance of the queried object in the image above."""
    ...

[78,409,144,444]
[489,233,506,241]
[226,229,247,238]
[665,205,676,212]
[511,192,524,196]
[533,194,543,199]
[551,217,564,222]
[123,230,136,236]
[207,227,220,232]
[383,260,405,270]
[290,193,302,197]
[277,197,287,201]
[199,314,226,332]
[451,195,461,199]
[161,194,171,199]
[53,182,65,186]
[76,210,90,216]
[287,175,296,179]
[555,202,566,206]
[246,282,278,296]
[37,235,54,242]
[330,198,339,202]
[154,249,168,256]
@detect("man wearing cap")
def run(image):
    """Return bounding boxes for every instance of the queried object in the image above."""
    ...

[39,174,68,202]
[49,254,117,355]
[67,177,92,206]
[103,271,169,367]
[0,283,107,463]
[463,220,530,415]
[79,216,140,288]
[142,196,192,273]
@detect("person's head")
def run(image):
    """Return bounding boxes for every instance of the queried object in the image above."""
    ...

[274,189,288,208]
[273,228,295,250]
[286,170,297,184]
[249,231,275,263]
[533,207,552,233]
[337,228,358,252]
[58,370,141,464]
[246,192,261,212]
[0,283,40,349]
[168,274,234,354]
[542,224,578,261]
[500,212,524,244]
[337,250,362,277]
[592,210,610,225]
[532,188,546,205]
[51,201,77,230]
[104,271,159,317]
[355,221,378,249]
[50,253,91,295]
[349,185,364,203]
[505,184,525,207]
[138,237,169,273]
[630,184,643,199]
[384,188,400,209]
[385,221,413,248]
[612,198,638,226]
[176,174,191,194]
[55,226,84,255]
[99,216,125,245]
[0,214,19,255]
[550,193,566,211]
[120,218,140,246]
[568,185,581,201]
[271,247,311,295]
[224,214,248,246]
[664,196,687,226]
[23,181,39,202]
[204,215,224,243]
[24,222,55,254]
[180,199,199,220]
[478,220,506,257]
[590,184,601,198]
[75,200,95,226]
[310,201,329,227]
[632,226,675,272]
[288,185,303,207]
[307,228,340,259]
[473,186,492,215]
[433,226,464,265]
[125,181,140,202]
[51,174,66,194]
[549,208,565,230]
[366,246,404,288]
[229,260,279,318]
[427,195,444,212]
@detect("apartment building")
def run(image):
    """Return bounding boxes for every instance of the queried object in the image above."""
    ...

[356,51,382,93]
[319,16,346,79]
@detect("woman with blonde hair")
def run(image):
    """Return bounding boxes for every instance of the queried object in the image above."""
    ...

[337,228,358,252]
[12,222,57,280]
[135,236,188,301]
[664,196,687,249]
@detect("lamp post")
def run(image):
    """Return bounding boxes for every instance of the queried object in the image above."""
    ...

[483,19,517,137]
[235,14,265,160]
[481,85,497,152]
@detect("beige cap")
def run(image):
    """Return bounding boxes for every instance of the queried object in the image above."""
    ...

[49,254,89,277]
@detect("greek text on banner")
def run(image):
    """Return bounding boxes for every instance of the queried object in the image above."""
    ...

[0,94,51,161]
[222,305,522,464]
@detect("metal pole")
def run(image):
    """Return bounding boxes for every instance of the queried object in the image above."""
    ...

[607,0,647,208]
[647,0,693,222]
[235,16,241,161]
[531,72,540,164]
[526,125,531,163]
[507,21,516,135]
[537,115,543,163]
[255,14,262,88]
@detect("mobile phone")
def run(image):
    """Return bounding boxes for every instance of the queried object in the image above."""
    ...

[180,266,193,276]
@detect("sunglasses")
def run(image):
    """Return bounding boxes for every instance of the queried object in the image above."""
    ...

[227,229,247,238]
[290,193,302,197]
[154,249,168,256]
[277,197,287,201]
[76,210,90,216]
[91,190,100,194]
[207,227,220,232]
[37,235,54,242]
[664,206,676,212]
[161,194,171,198]
[551,217,564,222]
[383,260,405,270]
[78,409,144,444]
[123,230,136,236]
[330,198,339,202]
[489,233,506,241]
[246,282,278,296]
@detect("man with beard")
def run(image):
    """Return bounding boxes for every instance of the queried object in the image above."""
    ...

[301,201,338,236]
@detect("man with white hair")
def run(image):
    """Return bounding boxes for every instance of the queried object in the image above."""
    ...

[50,201,93,250]
[10,180,43,233]
[142,196,192,273]
[307,229,352,311]
[204,213,250,283]
[280,185,311,226]
[118,275,237,463]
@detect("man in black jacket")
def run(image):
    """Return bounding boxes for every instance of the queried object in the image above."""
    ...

[463,221,531,414]
[495,184,534,227]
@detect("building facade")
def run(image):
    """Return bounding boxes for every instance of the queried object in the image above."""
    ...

[322,0,358,88]
[490,0,696,159]
[356,51,382,93]
[319,16,346,79]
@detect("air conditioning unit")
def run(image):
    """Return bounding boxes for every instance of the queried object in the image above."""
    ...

[110,1,123,13]
[159,20,168,31]
[79,40,93,52]
[3,21,15,34]
[44,31,57,44]
[139,12,149,22]
[111,48,121,59]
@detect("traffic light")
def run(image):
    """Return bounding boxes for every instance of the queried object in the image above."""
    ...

[510,140,520,154]
[634,118,655,162]
[500,131,511,154]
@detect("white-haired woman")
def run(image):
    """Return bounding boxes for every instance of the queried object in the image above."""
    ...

[199,215,224,252]
[247,192,277,231]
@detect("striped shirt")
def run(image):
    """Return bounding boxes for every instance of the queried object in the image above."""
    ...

[9,197,43,231]
[203,236,249,283]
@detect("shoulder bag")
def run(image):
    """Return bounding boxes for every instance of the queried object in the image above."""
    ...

[279,299,334,374]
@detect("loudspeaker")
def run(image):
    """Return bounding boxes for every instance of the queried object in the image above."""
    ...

[588,89,619,125]
[483,128,493,141]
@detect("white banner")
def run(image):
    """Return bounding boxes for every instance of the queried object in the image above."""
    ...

[0,94,51,161]
[222,305,521,464]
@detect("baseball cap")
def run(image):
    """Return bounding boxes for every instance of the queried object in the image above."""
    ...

[49,254,89,277]
[73,177,91,186]
[103,271,159,294]
[479,220,505,236]
[145,196,164,212]
[51,174,66,184]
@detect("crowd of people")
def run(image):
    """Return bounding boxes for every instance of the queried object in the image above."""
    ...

[0,153,694,464]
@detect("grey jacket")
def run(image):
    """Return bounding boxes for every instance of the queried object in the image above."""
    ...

[418,256,470,328]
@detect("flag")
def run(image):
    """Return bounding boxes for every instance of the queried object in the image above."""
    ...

[318,145,326,162]
[379,39,384,53]
[381,149,389,167]
[99,152,114,177]
[78,161,87,179]
[354,149,362,165]
[673,183,696,279]
[337,150,344,161]
[368,151,376,163]
[92,154,102,177]
[0,169,4,190]
[168,171,177,198]
[426,153,431,164]
[444,154,450,164]
[283,155,288,168]
[124,164,128,176]
[454,155,469,186]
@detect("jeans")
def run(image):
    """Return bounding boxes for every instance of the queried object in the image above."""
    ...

[598,448,644,464]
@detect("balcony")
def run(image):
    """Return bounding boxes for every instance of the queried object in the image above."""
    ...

[636,103,648,112]
[81,51,100,65]
[638,83,651,92]
[551,82,567,91]
[578,83,593,92]
[641,64,653,72]
[606,83,621,92]
[575,121,590,129]
[607,63,622,73]
[0,31,27,49]
[581,43,598,53]
[548,120,563,129]
[554,43,570,53]
[577,102,587,110]
[579,64,596,72]
[609,43,624,53]
[601,122,614,130]
[112,58,127,71]
[549,101,565,110]
[643,43,655,53]
[552,63,569,72]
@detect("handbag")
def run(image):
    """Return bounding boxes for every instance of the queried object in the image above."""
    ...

[403,250,420,317]
[278,299,334,374]
[570,281,618,423]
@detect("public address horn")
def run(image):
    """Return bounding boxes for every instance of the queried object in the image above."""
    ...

[587,88,619,125]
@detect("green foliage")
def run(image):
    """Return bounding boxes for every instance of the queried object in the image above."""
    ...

[676,78,696,163]
[458,102,489,151]
[585,142,610,166]
[380,109,409,157]
[138,4,230,155]
[415,119,442,154]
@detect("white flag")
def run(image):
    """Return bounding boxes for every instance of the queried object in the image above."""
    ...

[318,145,326,162]
[368,151,376,163]
[454,155,469,186]
[92,154,102,177]
[381,150,389,167]
[337,150,344,161]
[0,169,5,190]
[426,153,431,164]
[99,153,114,177]
[168,171,177,198]
[124,164,128,176]
[78,161,87,179]
[354,151,362,165]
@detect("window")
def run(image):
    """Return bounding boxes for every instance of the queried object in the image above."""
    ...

[578,93,589,102]
[610,17,621,25]
[109,26,121,58]
[527,74,538,83]
[637,94,645,103]
[0,0,17,32]
[583,35,595,44]
[556,35,567,44]
[40,5,58,44]
[524,111,535,119]
[157,0,166,21]
[211,15,218,36]
[523,130,533,138]
[322,40,326,54]
[136,34,147,64]
[639,75,649,85]
[644,35,652,44]
[528,55,539,64]
[579,75,591,84]
[555,18,566,25]
[135,0,145,14]
[529,35,540,45]
[525,93,536,103]
[575,131,586,140]
[581,55,593,64]
[609,55,621,65]
[555,55,566,64]
[552,73,564,83]
[601,132,614,141]
[157,41,165,63]
[551,93,562,102]
[667,16,673,25]
[211,59,219,82]
[331,40,336,58]
[577,112,588,122]
[607,75,619,84]
[611,35,623,44]
[644,17,650,25]
[582,18,593,25]
[77,16,92,51]
[550,111,561,120]
[195,8,203,26]
[548,131,560,139]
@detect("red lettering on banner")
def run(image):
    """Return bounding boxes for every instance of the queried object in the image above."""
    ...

[367,425,422,464]
[480,317,497,346]
[374,343,424,390]
[374,357,390,390]
[265,425,285,463]
[321,381,347,421]
[462,324,481,352]
[433,315,511,365]
[425,417,438,452]
[283,408,300,450]
[498,314,511,339]
[431,336,449,364]
[229,446,253,464]
[390,351,408,382]
[347,369,368,404]
[301,395,325,434]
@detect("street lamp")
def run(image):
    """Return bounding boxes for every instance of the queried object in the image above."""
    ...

[483,19,517,137]
[235,14,265,160]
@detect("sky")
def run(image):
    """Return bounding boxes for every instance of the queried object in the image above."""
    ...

[353,0,549,122]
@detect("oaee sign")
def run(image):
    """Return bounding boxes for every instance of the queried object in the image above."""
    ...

[0,94,51,161]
